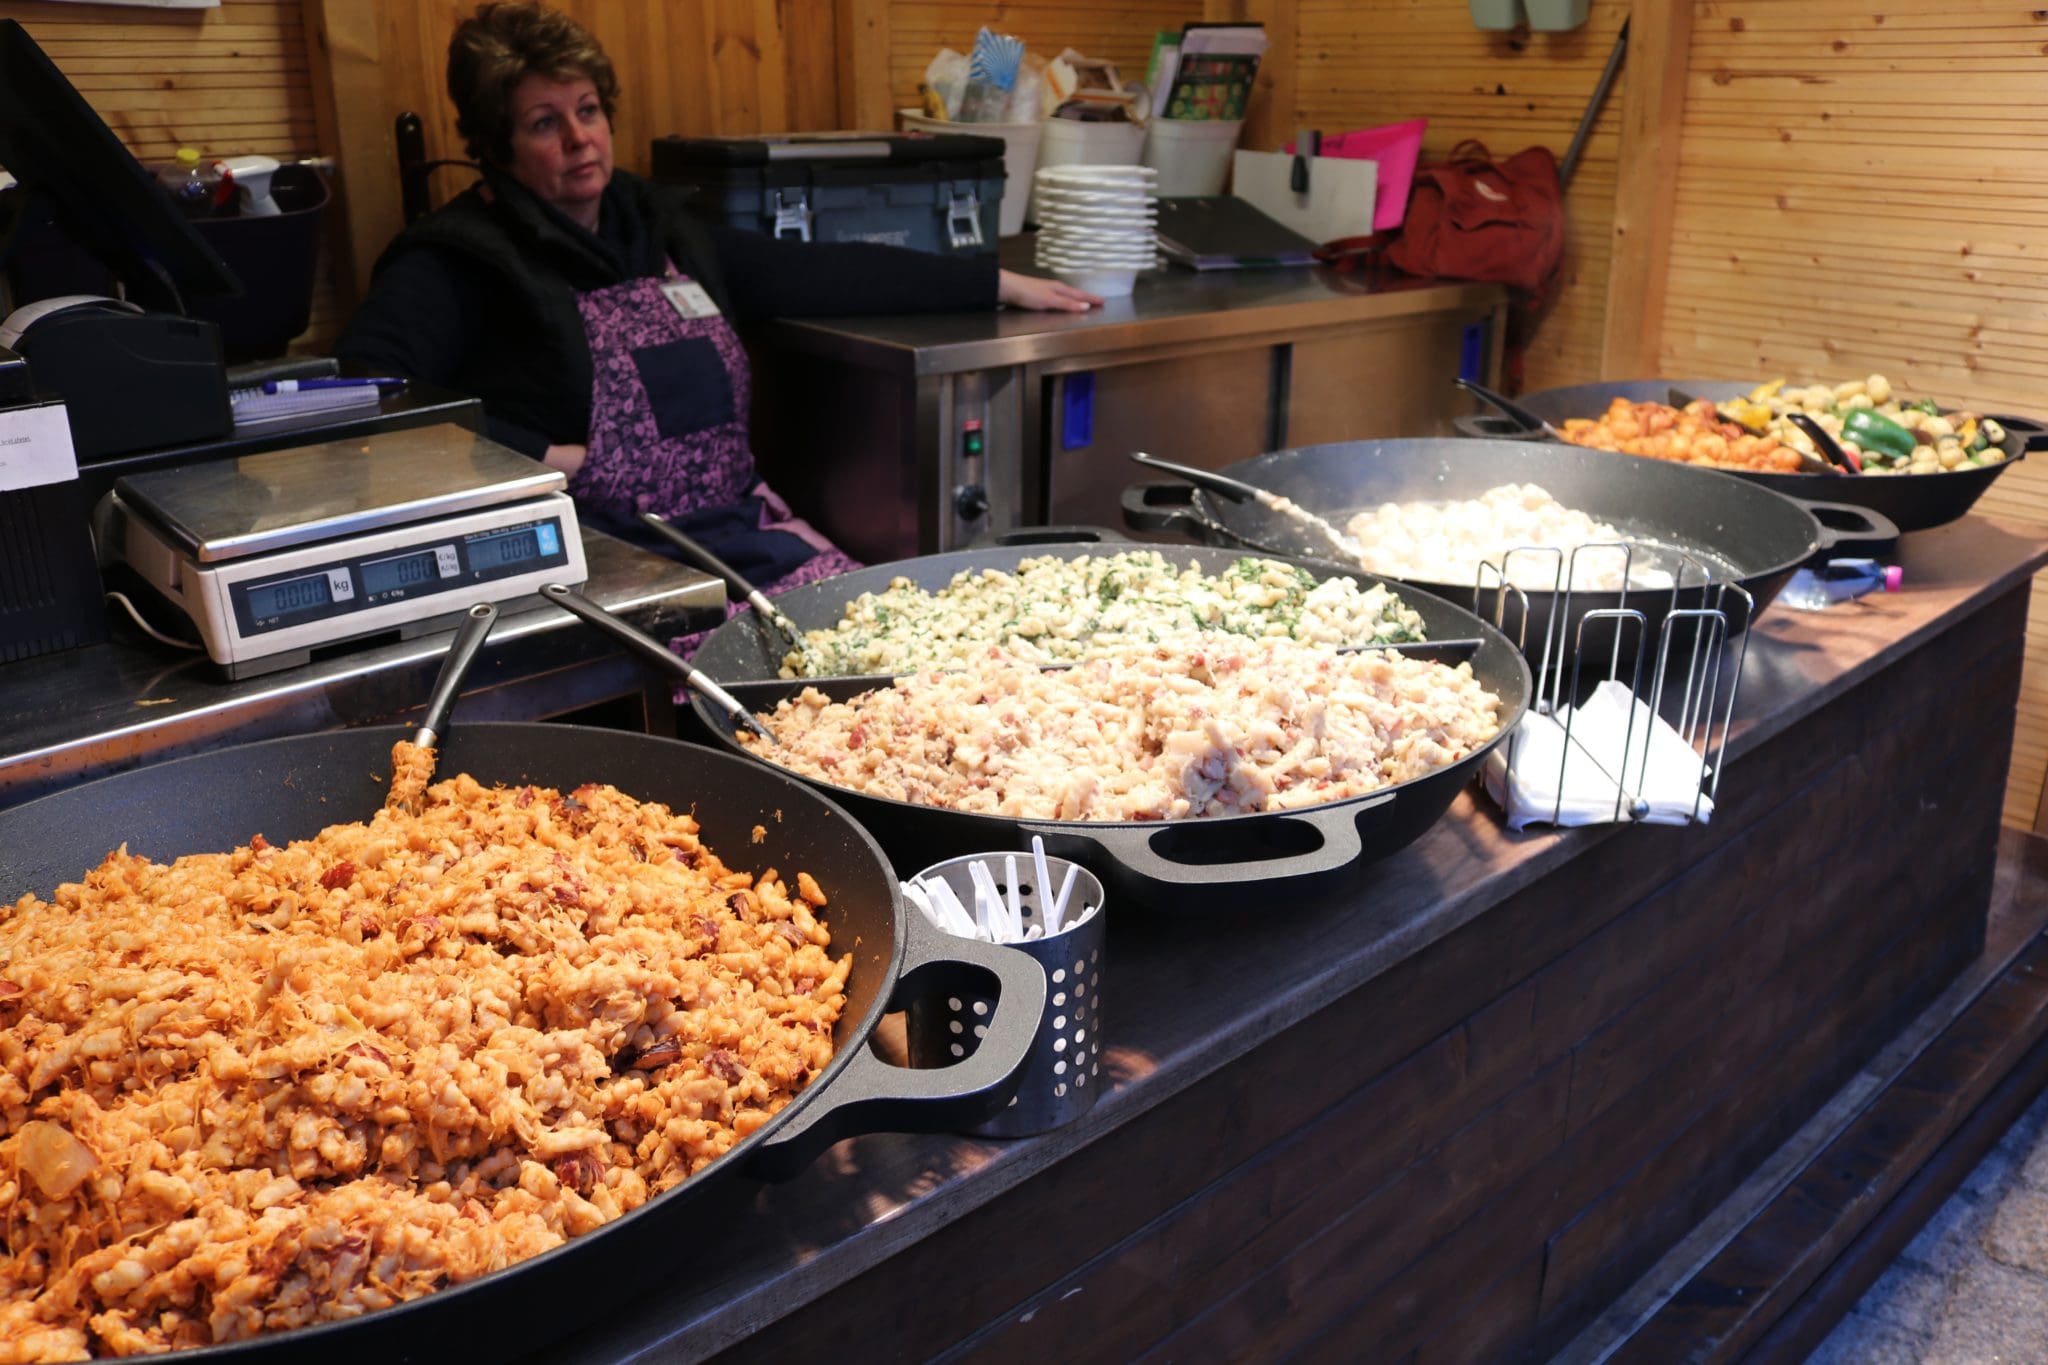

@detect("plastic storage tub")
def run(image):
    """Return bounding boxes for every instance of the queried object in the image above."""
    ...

[898,111,1040,236]
[185,163,330,361]
[1141,118,1244,197]
[650,132,1005,256]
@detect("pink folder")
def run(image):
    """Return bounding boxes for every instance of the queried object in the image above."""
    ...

[1284,118,1427,233]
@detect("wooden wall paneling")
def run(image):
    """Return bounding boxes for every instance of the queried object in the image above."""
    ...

[1651,0,2048,829]
[787,0,842,132]
[308,0,392,310]
[1598,0,1691,377]
[838,0,893,129]
[0,0,339,347]
[1291,0,1631,392]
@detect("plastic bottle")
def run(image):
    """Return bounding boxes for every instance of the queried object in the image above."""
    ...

[155,147,219,217]
[1779,558,1903,611]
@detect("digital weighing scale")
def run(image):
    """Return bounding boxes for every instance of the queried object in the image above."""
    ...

[98,423,587,677]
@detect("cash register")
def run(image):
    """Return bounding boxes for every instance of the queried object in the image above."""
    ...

[0,18,243,663]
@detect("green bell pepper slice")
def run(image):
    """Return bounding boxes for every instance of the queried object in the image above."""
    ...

[1841,408,1918,461]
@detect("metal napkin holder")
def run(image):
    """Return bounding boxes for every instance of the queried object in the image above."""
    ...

[1477,541,1749,826]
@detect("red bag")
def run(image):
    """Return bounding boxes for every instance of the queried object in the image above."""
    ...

[1384,141,1565,300]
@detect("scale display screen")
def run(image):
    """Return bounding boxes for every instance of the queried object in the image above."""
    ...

[230,515,571,638]
[471,521,558,570]
[242,573,334,621]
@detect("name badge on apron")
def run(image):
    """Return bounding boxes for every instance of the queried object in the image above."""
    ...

[660,278,721,320]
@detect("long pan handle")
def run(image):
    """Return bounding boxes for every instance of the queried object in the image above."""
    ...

[1128,449,1266,504]
[413,602,497,748]
[636,512,807,650]
[539,583,780,747]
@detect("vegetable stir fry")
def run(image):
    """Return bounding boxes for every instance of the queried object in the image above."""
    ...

[1731,376,2008,476]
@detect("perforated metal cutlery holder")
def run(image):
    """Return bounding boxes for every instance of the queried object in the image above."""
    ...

[906,852,1106,1137]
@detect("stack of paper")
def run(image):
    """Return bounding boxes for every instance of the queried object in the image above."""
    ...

[230,383,382,432]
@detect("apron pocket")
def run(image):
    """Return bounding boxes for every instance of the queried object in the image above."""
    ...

[631,336,737,439]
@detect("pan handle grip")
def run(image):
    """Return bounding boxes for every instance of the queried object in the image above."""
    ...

[747,910,1047,1180]
[1984,414,2048,455]
[969,524,1127,548]
[1453,414,1547,442]
[1455,377,1553,436]
[1121,481,1205,536]
[1797,499,1902,559]
[1028,793,1391,890]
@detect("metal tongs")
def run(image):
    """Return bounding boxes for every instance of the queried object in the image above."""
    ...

[636,512,809,658]
[1784,412,1861,473]
[539,583,780,746]
[1129,450,1366,564]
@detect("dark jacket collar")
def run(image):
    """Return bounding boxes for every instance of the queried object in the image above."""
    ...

[474,164,665,285]
[373,162,733,319]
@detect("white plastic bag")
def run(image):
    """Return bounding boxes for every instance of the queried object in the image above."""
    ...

[923,47,968,120]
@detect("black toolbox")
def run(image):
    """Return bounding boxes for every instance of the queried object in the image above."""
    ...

[649,131,1005,255]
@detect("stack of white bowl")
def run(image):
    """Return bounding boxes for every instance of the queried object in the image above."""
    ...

[1032,164,1160,298]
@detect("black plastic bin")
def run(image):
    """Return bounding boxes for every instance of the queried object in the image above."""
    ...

[186,163,329,361]
[650,132,1004,256]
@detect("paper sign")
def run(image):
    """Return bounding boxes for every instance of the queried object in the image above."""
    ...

[0,401,79,492]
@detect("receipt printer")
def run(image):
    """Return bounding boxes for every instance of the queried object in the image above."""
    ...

[0,295,231,461]
[0,344,106,661]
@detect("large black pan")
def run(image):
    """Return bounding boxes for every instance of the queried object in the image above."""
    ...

[1462,378,2048,533]
[680,542,1532,911]
[0,725,1042,1364]
[1121,437,1897,668]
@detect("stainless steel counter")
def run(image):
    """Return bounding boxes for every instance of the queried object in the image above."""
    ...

[746,242,1506,560]
[758,258,1506,378]
[0,529,722,809]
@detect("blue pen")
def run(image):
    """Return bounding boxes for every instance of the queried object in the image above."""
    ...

[260,377,408,394]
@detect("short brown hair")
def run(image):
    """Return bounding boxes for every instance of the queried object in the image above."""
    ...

[447,2,620,165]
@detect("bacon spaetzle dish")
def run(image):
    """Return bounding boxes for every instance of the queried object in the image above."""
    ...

[0,743,847,1359]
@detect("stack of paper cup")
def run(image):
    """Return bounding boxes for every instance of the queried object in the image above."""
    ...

[1031,164,1160,299]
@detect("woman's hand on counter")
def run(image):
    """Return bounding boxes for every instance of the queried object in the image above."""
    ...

[543,443,588,478]
[998,269,1103,313]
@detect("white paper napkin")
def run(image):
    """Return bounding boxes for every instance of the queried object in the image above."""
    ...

[1483,680,1714,830]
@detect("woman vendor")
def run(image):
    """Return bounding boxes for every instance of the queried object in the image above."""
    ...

[337,1,1098,602]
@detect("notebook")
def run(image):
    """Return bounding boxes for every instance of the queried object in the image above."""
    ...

[1152,195,1320,270]
[229,382,383,432]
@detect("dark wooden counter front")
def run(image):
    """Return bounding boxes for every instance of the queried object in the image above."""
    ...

[543,517,2048,1365]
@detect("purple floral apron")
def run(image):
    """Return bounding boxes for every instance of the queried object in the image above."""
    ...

[564,270,858,647]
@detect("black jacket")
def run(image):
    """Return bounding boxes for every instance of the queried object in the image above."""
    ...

[335,167,997,457]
